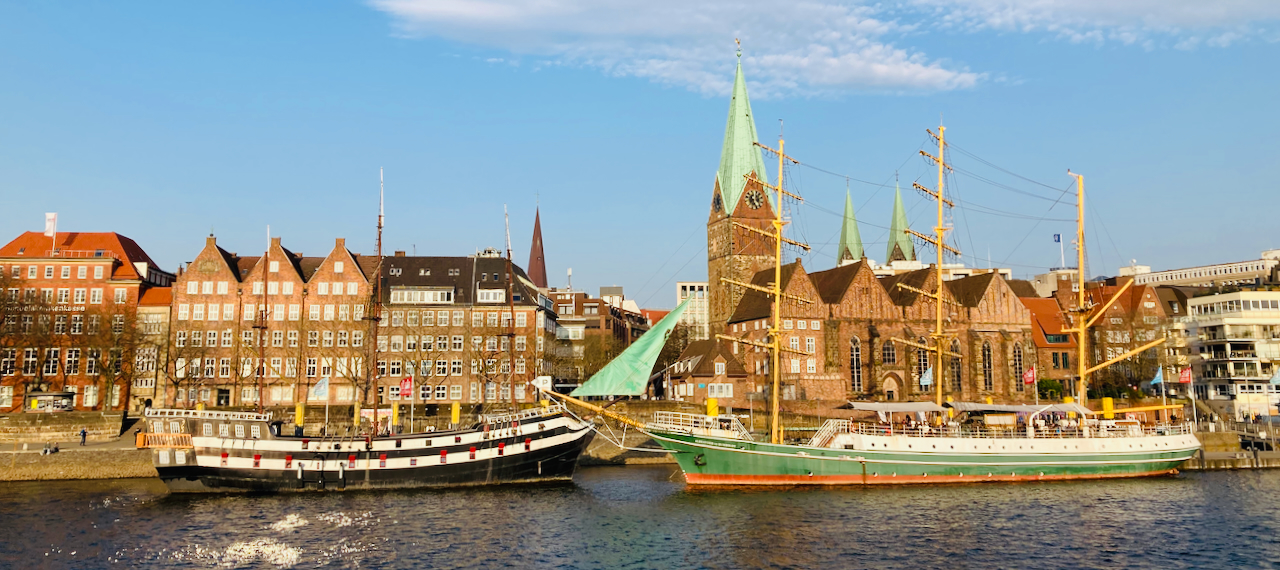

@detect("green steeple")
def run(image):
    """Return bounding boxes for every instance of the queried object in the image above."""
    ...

[838,189,864,263]
[886,182,915,262]
[715,52,769,211]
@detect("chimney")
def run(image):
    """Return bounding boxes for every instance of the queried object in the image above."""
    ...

[270,237,282,248]
[394,251,406,257]
[206,235,217,248]
[335,237,346,249]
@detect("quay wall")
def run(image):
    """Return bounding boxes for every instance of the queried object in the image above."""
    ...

[0,412,125,443]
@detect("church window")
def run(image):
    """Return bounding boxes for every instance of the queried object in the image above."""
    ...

[982,341,994,391]
[1013,344,1025,392]
[949,340,962,393]
[850,337,863,392]
[882,341,896,364]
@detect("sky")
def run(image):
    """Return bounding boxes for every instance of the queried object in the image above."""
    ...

[2,1,1279,309]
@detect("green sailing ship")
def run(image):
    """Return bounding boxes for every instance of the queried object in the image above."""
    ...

[551,120,1200,485]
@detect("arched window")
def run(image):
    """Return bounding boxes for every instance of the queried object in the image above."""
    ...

[982,341,994,391]
[882,340,896,364]
[915,337,930,390]
[850,337,863,392]
[1013,344,1025,392]
[949,339,962,393]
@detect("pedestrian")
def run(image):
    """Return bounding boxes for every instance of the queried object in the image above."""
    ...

[79,427,87,446]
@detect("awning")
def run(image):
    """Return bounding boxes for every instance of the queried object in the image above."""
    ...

[947,402,1094,415]
[839,401,947,413]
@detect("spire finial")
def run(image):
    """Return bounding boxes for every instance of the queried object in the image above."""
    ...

[735,38,741,58]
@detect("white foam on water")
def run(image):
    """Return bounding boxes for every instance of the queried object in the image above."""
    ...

[316,511,375,528]
[168,539,301,568]
[268,513,309,532]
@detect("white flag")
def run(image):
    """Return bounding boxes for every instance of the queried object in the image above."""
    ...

[44,213,57,237]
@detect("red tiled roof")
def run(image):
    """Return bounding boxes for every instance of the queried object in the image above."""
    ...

[139,287,172,306]
[0,231,161,280]
[1019,297,1076,349]
[641,309,670,325]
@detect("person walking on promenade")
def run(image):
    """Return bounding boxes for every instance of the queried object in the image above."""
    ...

[79,428,87,446]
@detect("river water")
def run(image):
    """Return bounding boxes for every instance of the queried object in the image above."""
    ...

[1,466,1278,569]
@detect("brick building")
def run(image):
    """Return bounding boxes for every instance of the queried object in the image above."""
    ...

[548,287,649,383]
[1019,296,1076,395]
[166,236,375,409]
[0,231,173,411]
[374,250,557,407]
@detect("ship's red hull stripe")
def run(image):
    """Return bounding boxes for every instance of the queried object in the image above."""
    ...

[683,469,1179,486]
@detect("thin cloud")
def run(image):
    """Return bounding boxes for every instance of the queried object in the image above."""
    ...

[369,0,983,97]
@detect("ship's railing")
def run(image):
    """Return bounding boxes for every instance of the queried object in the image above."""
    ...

[648,411,753,441]
[808,419,851,448]
[482,404,566,425]
[143,433,194,449]
[844,421,1194,440]
[144,408,273,422]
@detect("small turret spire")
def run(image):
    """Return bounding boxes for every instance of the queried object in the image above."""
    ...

[838,188,864,264]
[886,178,915,262]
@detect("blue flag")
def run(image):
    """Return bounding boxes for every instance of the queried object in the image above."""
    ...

[1150,368,1163,385]
[310,378,329,399]
[1053,234,1061,243]
[1271,369,1280,385]
[920,367,934,387]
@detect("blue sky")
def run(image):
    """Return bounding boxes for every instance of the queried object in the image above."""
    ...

[2,2,1278,309]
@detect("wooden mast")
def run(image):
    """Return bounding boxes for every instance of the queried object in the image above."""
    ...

[896,126,959,407]
[715,131,811,445]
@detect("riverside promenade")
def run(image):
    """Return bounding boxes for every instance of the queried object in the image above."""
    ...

[1,432,156,481]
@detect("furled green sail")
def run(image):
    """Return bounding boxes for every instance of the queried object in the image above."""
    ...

[570,297,692,397]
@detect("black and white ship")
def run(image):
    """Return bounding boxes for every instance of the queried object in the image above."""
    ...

[142,404,593,492]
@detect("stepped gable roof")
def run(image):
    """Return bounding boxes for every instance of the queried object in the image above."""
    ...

[674,339,748,377]
[1006,279,1039,298]
[946,273,997,308]
[0,231,163,280]
[1019,296,1076,348]
[880,267,933,306]
[379,255,539,306]
[728,261,801,324]
[715,52,769,212]
[138,286,172,307]
[808,261,865,305]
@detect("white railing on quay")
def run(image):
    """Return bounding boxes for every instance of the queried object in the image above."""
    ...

[843,421,1193,440]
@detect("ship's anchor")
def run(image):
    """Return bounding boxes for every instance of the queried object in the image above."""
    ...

[694,454,706,467]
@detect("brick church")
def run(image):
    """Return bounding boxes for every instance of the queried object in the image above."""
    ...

[670,53,1038,410]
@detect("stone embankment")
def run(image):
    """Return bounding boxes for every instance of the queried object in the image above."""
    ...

[0,447,156,481]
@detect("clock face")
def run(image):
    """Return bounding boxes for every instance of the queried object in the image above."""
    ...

[745,189,765,210]
[712,193,724,212]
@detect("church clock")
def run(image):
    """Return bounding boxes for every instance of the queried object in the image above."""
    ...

[712,193,723,213]
[745,189,765,210]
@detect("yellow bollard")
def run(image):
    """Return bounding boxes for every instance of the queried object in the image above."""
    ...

[451,401,460,426]
[985,396,993,405]
[1102,397,1114,420]
[295,402,305,427]
[392,403,400,427]
[707,397,718,418]
[540,398,549,408]
[1064,396,1076,419]
[353,401,361,426]
[196,402,205,411]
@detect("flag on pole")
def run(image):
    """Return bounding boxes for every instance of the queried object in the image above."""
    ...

[400,376,413,394]
[1150,368,1163,385]
[920,367,933,387]
[1270,368,1280,386]
[44,213,57,237]
[1053,233,1061,243]
[310,377,329,399]
[1178,367,1192,384]
[1023,367,1037,385]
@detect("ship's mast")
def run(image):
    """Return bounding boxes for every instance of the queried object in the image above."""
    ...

[897,126,959,406]
[366,169,386,430]
[716,131,810,445]
[254,227,270,415]
[1063,171,1166,409]
[504,205,518,407]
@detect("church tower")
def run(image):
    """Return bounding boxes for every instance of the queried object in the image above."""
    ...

[707,49,776,334]
[886,182,916,263]
[527,208,548,288]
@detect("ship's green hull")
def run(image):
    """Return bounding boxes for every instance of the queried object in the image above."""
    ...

[647,431,1200,485]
